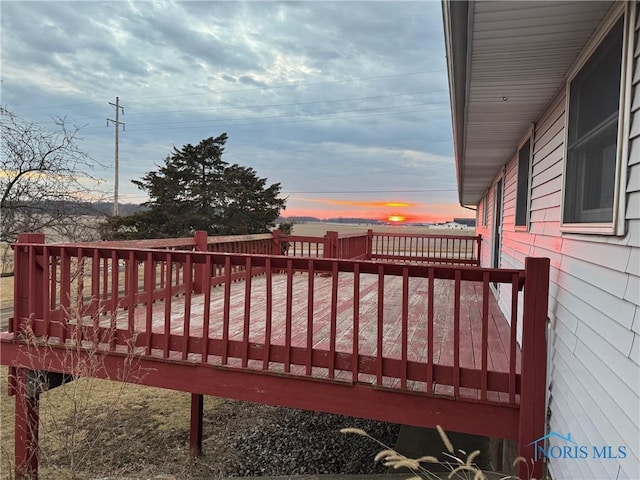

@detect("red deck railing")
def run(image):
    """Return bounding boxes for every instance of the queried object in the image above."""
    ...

[3,229,548,480]
[369,231,481,265]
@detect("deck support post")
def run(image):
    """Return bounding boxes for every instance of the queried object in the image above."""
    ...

[476,234,482,266]
[13,367,40,480]
[518,257,550,480]
[190,393,204,457]
[193,231,208,294]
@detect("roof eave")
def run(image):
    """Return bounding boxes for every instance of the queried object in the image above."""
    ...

[442,0,472,206]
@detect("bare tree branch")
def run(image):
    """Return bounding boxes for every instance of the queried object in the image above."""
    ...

[1,106,108,242]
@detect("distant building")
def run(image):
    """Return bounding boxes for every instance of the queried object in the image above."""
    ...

[433,221,469,230]
[453,218,476,228]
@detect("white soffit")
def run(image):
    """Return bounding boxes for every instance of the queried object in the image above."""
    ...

[460,1,613,205]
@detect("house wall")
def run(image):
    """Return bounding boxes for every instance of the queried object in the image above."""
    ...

[476,5,640,480]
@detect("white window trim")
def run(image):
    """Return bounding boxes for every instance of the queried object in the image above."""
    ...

[559,1,634,236]
[484,193,488,227]
[515,124,534,231]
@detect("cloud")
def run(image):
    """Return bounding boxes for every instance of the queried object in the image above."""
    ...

[1,1,462,220]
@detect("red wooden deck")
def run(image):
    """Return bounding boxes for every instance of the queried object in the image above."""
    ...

[1,230,549,480]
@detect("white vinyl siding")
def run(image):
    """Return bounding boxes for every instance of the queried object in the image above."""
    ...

[477,4,640,479]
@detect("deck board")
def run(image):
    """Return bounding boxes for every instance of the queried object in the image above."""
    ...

[85,271,520,403]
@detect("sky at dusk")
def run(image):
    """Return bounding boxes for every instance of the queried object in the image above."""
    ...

[1,0,471,223]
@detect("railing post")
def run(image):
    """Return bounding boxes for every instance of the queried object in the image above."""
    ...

[193,231,208,294]
[476,234,482,266]
[272,229,283,255]
[14,233,46,335]
[518,257,550,480]
[367,229,374,260]
[324,231,339,259]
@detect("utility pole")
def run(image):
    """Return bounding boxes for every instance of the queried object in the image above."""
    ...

[107,97,125,216]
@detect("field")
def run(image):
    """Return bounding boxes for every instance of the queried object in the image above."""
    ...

[290,222,475,237]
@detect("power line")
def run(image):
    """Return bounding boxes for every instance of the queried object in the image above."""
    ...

[59,90,448,126]
[109,89,448,118]
[126,70,446,101]
[122,101,447,129]
[14,70,445,114]
[82,104,448,135]
[281,189,457,194]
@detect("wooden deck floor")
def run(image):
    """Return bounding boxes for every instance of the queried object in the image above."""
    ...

[97,271,520,402]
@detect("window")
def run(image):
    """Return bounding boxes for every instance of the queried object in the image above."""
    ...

[563,17,624,229]
[482,192,488,227]
[515,139,531,227]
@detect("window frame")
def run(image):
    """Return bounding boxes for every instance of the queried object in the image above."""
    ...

[515,126,534,230]
[560,2,633,235]
[482,192,488,227]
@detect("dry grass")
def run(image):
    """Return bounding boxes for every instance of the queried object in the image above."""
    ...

[0,365,224,479]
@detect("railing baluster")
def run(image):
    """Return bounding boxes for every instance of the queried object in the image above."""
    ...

[161,253,172,356]
[510,272,519,404]
[285,259,293,373]
[27,246,35,329]
[145,252,154,355]
[306,259,314,376]
[377,265,384,386]
[242,257,252,367]
[77,248,85,321]
[101,256,108,308]
[481,272,490,400]
[222,256,231,364]
[201,255,212,363]
[263,257,273,370]
[110,250,118,350]
[352,263,360,383]
[427,268,434,394]
[401,267,409,389]
[90,250,100,348]
[128,251,136,336]
[50,252,57,312]
[60,248,72,343]
[43,246,50,338]
[453,270,461,397]
[182,255,193,360]
[329,261,338,379]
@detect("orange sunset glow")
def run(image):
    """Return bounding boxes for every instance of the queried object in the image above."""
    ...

[285,199,472,224]
[387,214,406,223]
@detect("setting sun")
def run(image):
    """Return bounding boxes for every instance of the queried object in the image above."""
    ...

[387,214,406,223]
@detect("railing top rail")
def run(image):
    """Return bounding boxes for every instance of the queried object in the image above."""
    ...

[336,232,369,239]
[206,233,272,244]
[19,237,198,249]
[371,231,480,240]
[279,234,326,242]
[13,233,276,251]
[16,242,524,287]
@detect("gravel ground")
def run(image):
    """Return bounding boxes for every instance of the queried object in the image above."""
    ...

[72,400,400,480]
[198,400,401,477]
